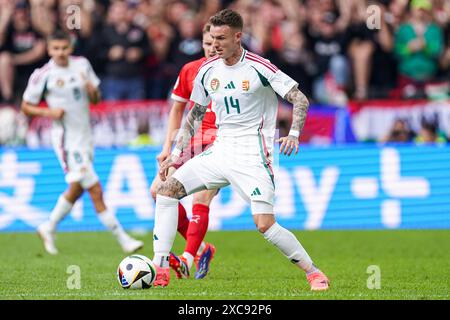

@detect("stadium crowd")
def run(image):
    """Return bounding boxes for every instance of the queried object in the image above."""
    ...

[0,0,449,145]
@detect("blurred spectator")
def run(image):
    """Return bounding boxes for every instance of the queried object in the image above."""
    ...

[28,0,57,37]
[197,0,222,27]
[394,0,444,99]
[347,1,397,100]
[369,0,409,99]
[0,0,46,104]
[381,118,415,143]
[58,0,96,59]
[440,24,450,75]
[346,0,375,101]
[99,0,151,101]
[145,15,175,99]
[117,0,176,99]
[240,0,286,55]
[128,117,157,147]
[165,0,190,27]
[0,106,27,146]
[266,20,314,98]
[167,11,203,78]
[305,2,351,106]
[0,0,448,107]
[237,0,269,55]
[85,0,110,74]
[276,117,290,139]
[431,0,450,28]
[438,0,450,83]
[414,116,447,144]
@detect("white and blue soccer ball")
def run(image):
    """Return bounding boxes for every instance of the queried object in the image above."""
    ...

[117,255,156,289]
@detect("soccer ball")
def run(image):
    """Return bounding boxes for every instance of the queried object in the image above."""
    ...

[117,255,156,289]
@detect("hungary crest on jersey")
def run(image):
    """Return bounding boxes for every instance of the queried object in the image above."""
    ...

[242,80,250,91]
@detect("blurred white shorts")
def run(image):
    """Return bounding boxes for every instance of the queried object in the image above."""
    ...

[53,147,99,189]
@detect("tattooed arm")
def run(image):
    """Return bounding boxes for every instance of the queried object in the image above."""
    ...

[277,86,310,156]
[285,85,310,135]
[173,102,208,155]
[158,102,208,181]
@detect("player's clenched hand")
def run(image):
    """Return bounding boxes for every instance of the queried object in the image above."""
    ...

[80,72,100,104]
[276,135,299,156]
[159,155,179,181]
[156,148,171,165]
[80,72,94,91]
[47,108,65,120]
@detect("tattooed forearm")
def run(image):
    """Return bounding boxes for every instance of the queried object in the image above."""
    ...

[175,103,208,152]
[284,86,309,135]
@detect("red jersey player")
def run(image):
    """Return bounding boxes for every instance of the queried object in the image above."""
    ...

[150,23,218,280]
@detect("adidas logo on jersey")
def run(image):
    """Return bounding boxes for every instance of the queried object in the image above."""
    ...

[224,81,236,89]
[251,187,261,196]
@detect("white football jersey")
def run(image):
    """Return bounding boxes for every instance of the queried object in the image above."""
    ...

[23,56,100,152]
[190,49,297,156]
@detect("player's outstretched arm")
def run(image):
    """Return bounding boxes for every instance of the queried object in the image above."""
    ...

[159,102,208,181]
[21,100,64,120]
[277,86,309,156]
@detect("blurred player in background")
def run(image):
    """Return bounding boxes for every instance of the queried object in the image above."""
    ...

[153,9,330,291]
[150,23,218,280]
[21,30,144,255]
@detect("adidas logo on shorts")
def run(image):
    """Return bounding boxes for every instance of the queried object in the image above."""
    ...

[251,187,261,196]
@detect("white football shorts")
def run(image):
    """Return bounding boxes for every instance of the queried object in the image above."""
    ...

[172,140,275,214]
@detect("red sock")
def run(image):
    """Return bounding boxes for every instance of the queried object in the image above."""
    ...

[184,204,209,257]
[177,203,189,240]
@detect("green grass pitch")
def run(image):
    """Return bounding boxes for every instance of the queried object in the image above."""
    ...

[0,230,449,300]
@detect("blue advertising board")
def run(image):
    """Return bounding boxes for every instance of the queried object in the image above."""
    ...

[0,145,449,232]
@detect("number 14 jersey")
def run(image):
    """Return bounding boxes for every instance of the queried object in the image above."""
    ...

[190,49,298,156]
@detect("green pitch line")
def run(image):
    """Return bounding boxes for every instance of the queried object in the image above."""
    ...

[0,230,449,300]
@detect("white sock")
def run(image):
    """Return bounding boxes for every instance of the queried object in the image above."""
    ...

[47,195,73,231]
[262,222,317,274]
[182,252,195,269]
[196,242,206,256]
[153,195,179,268]
[97,209,128,242]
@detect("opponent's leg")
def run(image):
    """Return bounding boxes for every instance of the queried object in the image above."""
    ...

[253,207,329,291]
[170,189,218,279]
[88,182,144,253]
[173,189,218,279]
[37,182,84,255]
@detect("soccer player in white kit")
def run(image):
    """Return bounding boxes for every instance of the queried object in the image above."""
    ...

[151,10,330,291]
[21,31,144,255]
